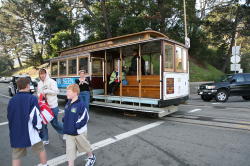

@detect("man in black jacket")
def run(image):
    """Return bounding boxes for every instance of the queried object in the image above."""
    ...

[128,50,145,75]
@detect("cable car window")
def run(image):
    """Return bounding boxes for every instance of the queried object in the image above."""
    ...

[68,59,77,75]
[51,61,58,76]
[59,60,67,75]
[182,48,187,72]
[79,57,88,73]
[164,44,174,71]
[175,47,183,72]
[92,58,103,75]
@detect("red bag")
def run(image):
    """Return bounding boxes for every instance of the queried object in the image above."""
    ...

[38,94,54,124]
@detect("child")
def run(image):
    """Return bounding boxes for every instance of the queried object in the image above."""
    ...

[7,77,48,166]
[63,84,96,166]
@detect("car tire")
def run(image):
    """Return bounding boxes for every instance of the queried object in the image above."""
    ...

[215,90,228,102]
[242,96,250,100]
[8,88,13,97]
[201,95,213,102]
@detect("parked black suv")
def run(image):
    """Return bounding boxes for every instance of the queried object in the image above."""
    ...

[197,73,250,102]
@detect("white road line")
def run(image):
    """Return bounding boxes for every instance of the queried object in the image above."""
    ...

[0,122,8,126]
[38,121,164,166]
[0,93,11,99]
[188,109,202,113]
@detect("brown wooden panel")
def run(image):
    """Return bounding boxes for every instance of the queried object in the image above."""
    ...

[113,75,160,98]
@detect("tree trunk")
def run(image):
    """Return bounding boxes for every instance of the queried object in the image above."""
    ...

[28,18,44,64]
[100,0,112,38]
[157,0,166,34]
[17,56,23,68]
[221,5,240,72]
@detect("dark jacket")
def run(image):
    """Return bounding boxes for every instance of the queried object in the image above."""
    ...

[7,92,42,148]
[128,56,145,75]
[63,98,89,135]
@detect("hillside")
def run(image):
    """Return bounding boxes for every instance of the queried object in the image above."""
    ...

[189,60,225,82]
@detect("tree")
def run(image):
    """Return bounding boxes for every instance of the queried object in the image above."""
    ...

[204,0,250,72]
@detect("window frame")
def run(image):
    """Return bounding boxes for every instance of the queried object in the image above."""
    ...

[91,57,103,76]
[59,60,67,76]
[164,43,175,72]
[68,58,77,76]
[51,61,59,77]
[78,56,89,75]
[174,46,188,73]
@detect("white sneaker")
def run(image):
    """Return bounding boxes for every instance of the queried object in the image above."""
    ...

[85,154,96,166]
[43,140,49,145]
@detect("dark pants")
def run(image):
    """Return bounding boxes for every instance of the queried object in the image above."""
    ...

[108,82,120,95]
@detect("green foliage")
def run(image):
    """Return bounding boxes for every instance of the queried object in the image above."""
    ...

[189,61,225,82]
[0,56,14,74]
[49,30,80,57]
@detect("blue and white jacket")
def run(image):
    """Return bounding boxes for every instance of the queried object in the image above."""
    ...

[7,92,43,148]
[63,98,89,135]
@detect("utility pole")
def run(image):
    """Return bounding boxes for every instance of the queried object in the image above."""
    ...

[183,0,190,48]
[183,0,187,38]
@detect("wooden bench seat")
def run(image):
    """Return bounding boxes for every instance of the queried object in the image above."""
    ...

[114,75,160,98]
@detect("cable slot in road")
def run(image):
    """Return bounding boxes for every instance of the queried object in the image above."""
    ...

[168,114,250,131]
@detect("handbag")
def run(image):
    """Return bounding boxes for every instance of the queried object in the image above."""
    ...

[38,94,54,124]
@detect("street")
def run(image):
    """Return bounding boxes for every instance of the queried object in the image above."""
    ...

[0,83,250,166]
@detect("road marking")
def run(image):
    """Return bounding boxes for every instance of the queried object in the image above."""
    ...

[188,109,202,113]
[38,121,164,166]
[0,122,8,126]
[0,93,11,99]
[212,103,220,105]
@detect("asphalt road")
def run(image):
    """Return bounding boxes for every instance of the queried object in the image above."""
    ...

[0,83,250,166]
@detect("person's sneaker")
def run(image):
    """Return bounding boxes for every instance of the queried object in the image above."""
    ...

[43,140,49,145]
[85,154,96,166]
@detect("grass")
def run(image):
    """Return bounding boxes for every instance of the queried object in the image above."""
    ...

[189,60,225,82]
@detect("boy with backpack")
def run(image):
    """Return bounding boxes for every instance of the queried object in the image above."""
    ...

[63,84,96,166]
[7,77,48,166]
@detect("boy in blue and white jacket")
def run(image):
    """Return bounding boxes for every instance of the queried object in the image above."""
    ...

[7,77,48,166]
[63,84,96,166]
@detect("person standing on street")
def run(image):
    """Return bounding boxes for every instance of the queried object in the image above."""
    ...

[7,77,48,166]
[37,68,63,145]
[63,84,96,166]
[75,70,91,111]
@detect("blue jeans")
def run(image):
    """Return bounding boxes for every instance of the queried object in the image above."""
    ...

[40,107,63,141]
[79,91,90,111]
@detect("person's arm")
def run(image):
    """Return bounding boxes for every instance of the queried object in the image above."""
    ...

[37,82,43,97]
[43,80,59,95]
[75,105,89,129]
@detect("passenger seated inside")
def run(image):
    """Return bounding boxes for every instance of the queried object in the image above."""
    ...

[108,65,126,95]
[128,50,145,75]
